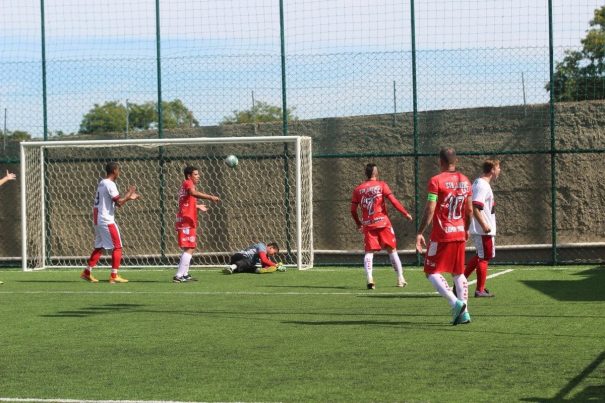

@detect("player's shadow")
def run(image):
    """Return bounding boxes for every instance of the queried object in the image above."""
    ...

[361,294,440,299]
[40,303,144,318]
[521,266,605,302]
[264,285,350,290]
[282,319,445,327]
[16,280,78,283]
[521,350,605,402]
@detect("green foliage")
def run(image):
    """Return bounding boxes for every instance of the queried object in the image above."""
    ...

[0,267,603,401]
[550,5,605,101]
[79,99,199,133]
[221,100,297,124]
[0,129,32,141]
[79,101,127,134]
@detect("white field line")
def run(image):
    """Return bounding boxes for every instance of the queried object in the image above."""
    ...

[0,269,515,297]
[467,268,515,286]
[0,290,438,296]
[0,399,207,403]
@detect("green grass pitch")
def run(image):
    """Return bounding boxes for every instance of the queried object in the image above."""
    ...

[0,266,603,402]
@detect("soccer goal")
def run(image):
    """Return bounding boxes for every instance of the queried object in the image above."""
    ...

[20,136,313,271]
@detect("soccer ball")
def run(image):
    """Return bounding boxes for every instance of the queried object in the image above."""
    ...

[224,154,238,168]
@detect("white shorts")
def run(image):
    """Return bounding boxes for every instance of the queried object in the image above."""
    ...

[471,234,495,260]
[94,222,122,250]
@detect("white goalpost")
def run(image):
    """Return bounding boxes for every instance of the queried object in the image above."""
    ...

[20,136,313,271]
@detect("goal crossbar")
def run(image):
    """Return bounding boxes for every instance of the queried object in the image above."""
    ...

[21,136,313,271]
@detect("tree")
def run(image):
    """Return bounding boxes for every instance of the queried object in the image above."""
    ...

[549,5,605,101]
[79,99,199,133]
[79,101,127,134]
[221,101,297,124]
[0,130,32,141]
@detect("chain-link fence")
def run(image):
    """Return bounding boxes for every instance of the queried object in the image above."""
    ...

[1,0,604,266]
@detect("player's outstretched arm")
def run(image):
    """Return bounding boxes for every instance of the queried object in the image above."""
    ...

[116,185,140,206]
[0,170,16,187]
[386,193,412,221]
[190,188,220,203]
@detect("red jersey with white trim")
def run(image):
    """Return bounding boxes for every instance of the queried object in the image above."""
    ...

[93,178,120,225]
[176,179,197,229]
[351,180,394,230]
[427,171,472,242]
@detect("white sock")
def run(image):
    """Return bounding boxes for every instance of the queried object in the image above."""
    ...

[389,251,403,280]
[428,273,458,307]
[364,252,374,283]
[177,252,192,277]
[453,274,469,312]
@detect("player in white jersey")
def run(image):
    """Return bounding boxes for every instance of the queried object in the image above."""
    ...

[464,159,501,297]
[81,162,139,284]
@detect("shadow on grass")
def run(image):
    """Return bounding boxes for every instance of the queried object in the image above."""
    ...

[282,319,445,327]
[521,350,605,402]
[264,285,351,290]
[40,303,144,318]
[360,294,439,299]
[522,266,605,302]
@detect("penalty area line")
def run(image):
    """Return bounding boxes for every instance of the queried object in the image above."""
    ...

[0,290,439,296]
[467,268,514,286]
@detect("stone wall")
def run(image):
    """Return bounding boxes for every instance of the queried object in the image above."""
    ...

[1,100,604,262]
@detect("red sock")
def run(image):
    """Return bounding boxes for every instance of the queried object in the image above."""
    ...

[111,248,122,274]
[465,255,479,279]
[88,248,103,269]
[476,259,489,291]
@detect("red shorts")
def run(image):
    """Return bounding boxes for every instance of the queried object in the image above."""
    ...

[177,227,197,249]
[364,226,396,252]
[423,240,466,275]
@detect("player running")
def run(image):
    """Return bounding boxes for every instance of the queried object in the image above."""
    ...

[351,163,413,289]
[174,165,220,283]
[81,162,139,284]
[416,148,473,325]
[465,159,501,297]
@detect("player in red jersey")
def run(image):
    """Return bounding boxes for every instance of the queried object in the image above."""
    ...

[416,148,473,325]
[351,163,413,289]
[174,165,220,282]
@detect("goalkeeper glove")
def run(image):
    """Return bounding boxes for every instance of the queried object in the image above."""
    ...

[276,263,286,272]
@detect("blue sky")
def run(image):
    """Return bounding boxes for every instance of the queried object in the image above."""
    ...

[0,0,602,136]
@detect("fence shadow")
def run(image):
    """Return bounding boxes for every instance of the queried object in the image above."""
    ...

[521,266,605,302]
[521,350,605,402]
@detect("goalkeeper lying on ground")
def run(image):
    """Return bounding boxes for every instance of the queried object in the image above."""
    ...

[223,242,286,274]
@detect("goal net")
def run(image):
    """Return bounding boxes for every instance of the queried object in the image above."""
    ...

[20,136,313,270]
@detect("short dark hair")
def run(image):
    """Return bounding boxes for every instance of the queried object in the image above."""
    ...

[365,163,377,179]
[105,162,119,175]
[267,242,280,252]
[482,159,500,174]
[439,147,457,165]
[183,165,198,179]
